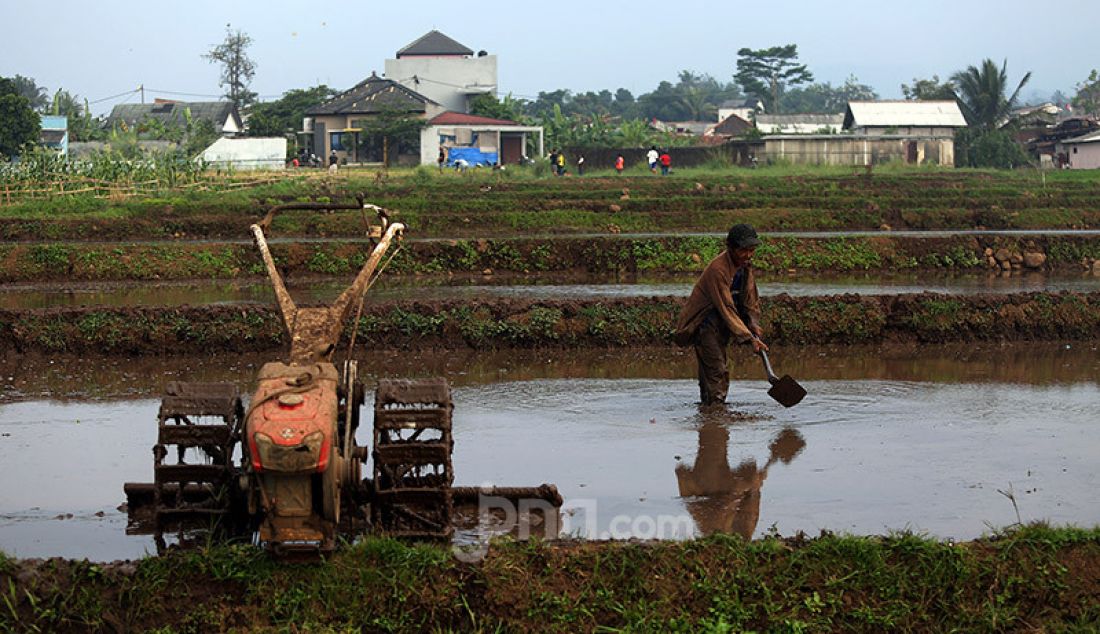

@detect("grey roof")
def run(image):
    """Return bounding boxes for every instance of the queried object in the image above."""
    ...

[396,30,474,58]
[844,100,967,129]
[105,101,241,130]
[305,74,438,116]
[1064,129,1100,144]
[719,97,764,109]
[756,114,844,126]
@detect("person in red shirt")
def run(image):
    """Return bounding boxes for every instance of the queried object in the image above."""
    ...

[614,154,624,174]
[659,150,672,175]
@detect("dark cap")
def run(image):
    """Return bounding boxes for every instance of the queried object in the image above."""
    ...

[727,223,760,249]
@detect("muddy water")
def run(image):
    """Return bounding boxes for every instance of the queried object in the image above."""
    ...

[0,345,1097,560]
[2,343,1098,403]
[2,270,1098,309]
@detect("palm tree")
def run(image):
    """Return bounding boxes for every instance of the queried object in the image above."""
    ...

[676,86,716,121]
[951,59,1031,129]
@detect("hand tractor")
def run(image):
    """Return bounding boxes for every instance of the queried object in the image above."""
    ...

[124,200,561,556]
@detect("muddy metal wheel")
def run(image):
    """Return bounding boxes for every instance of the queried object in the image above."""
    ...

[325,361,367,525]
[152,382,244,549]
[371,378,454,539]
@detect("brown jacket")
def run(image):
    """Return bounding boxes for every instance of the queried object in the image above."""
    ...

[673,250,761,346]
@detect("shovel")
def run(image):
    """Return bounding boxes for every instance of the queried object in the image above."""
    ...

[755,345,806,408]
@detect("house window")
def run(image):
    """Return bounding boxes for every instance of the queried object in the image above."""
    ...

[330,132,348,152]
[1073,147,1078,154]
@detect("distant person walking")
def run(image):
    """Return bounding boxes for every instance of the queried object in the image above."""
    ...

[647,146,659,174]
[556,151,566,176]
[548,149,558,176]
[437,147,446,172]
[577,154,585,176]
[615,154,624,174]
[328,149,339,174]
[660,149,672,176]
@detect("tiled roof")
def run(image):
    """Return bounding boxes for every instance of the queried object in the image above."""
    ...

[305,74,437,116]
[105,101,240,130]
[427,111,519,126]
[396,30,473,58]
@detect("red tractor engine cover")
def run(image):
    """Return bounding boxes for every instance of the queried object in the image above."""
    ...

[247,362,340,474]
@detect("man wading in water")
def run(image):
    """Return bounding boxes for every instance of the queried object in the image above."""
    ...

[674,224,768,405]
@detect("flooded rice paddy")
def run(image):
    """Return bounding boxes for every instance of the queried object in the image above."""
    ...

[1,270,1098,309]
[0,344,1096,560]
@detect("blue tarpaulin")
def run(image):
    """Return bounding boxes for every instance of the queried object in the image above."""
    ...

[447,147,498,167]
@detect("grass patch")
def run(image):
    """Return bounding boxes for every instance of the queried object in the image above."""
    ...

[1,525,1097,632]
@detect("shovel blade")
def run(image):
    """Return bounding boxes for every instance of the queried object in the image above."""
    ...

[768,375,806,408]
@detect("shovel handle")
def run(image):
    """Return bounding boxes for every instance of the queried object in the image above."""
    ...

[754,339,780,385]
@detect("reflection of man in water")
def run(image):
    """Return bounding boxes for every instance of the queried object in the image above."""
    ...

[676,419,805,538]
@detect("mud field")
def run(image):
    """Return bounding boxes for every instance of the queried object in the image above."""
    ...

[0,343,1096,560]
[1,172,1099,630]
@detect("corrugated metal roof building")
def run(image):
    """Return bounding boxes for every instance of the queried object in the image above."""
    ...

[1056,129,1100,169]
[756,113,844,135]
[843,100,967,138]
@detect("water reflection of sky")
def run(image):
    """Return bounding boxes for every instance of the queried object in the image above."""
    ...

[1,378,1097,560]
[1,270,1098,309]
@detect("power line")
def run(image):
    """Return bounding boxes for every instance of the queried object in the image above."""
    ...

[144,88,224,98]
[88,88,142,105]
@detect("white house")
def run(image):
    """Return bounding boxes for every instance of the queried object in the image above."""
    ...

[1056,130,1100,169]
[843,100,967,138]
[200,137,287,170]
[420,111,543,167]
[384,30,496,114]
[717,98,764,123]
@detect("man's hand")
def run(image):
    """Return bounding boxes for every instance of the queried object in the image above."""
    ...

[750,325,768,353]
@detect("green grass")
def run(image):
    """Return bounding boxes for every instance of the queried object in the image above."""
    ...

[3,167,1099,236]
[1,524,1097,632]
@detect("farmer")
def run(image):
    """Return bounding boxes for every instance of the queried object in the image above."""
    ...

[674,224,768,405]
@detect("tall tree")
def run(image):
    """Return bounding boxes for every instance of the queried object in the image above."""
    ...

[356,107,425,166]
[203,25,257,108]
[0,77,41,157]
[248,85,339,137]
[8,75,49,112]
[1071,69,1100,115]
[781,75,878,113]
[900,75,957,101]
[950,59,1031,129]
[734,44,813,114]
[469,93,530,123]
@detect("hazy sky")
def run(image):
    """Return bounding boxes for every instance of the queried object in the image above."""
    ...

[3,0,1094,115]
